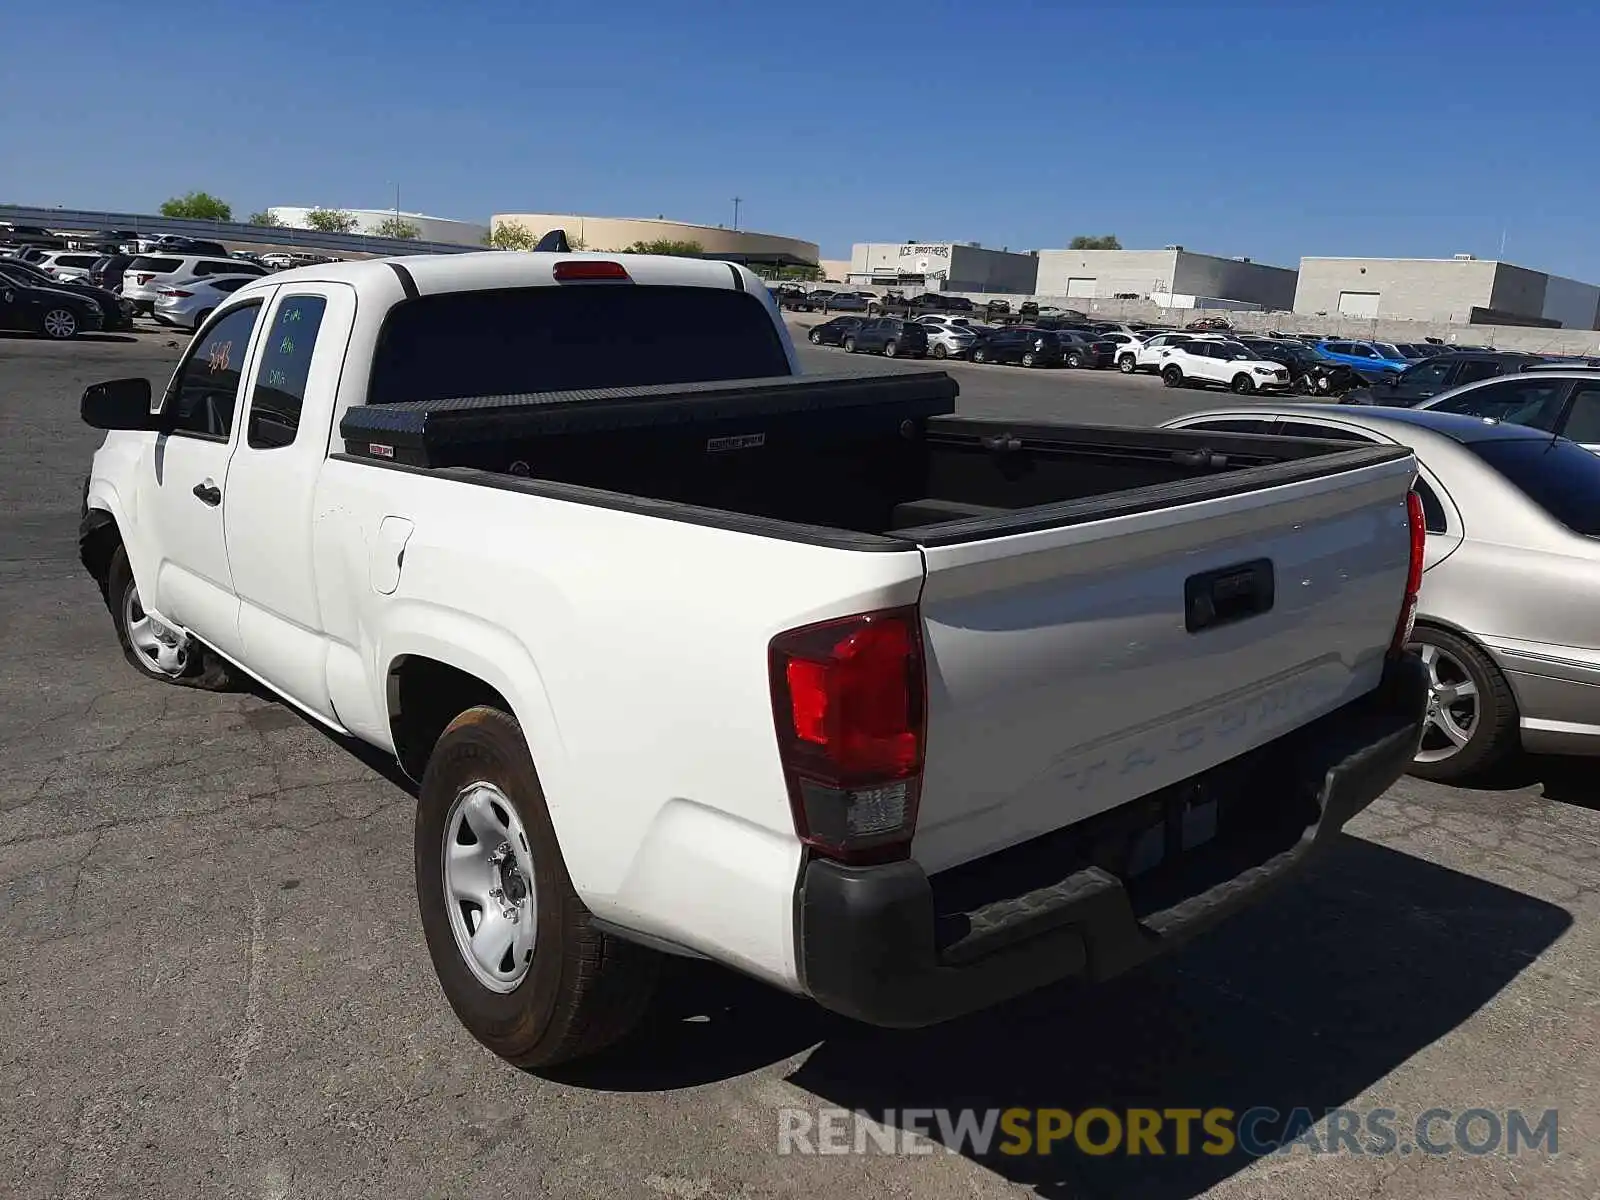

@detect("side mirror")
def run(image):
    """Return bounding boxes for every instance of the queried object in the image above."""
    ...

[81,377,161,430]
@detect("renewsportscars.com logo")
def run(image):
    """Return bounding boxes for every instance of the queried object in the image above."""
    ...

[776,1106,1560,1159]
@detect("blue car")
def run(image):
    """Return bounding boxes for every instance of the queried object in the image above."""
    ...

[1316,339,1413,379]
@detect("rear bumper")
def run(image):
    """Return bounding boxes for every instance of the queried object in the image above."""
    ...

[796,653,1427,1028]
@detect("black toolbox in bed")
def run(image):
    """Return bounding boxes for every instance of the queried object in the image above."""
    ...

[337,371,959,471]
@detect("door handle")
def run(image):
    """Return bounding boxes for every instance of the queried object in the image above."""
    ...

[192,481,221,506]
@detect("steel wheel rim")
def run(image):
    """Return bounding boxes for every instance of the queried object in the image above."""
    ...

[443,781,538,992]
[121,580,188,676]
[1412,642,1479,763]
[44,309,77,338]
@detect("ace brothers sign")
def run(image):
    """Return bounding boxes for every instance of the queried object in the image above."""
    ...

[898,244,951,260]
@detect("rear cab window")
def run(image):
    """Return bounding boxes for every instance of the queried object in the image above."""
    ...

[1466,437,1600,536]
[367,285,790,404]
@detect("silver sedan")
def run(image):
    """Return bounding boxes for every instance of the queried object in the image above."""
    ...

[1161,403,1600,782]
[152,274,260,330]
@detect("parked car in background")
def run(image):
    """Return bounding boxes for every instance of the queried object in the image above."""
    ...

[0,258,134,331]
[804,315,865,347]
[29,250,105,282]
[121,254,267,314]
[780,288,835,312]
[842,316,928,358]
[0,275,103,338]
[1121,330,1222,373]
[1342,352,1545,406]
[1316,340,1413,379]
[152,275,261,331]
[1236,337,1361,396]
[1156,340,1293,394]
[0,223,65,250]
[1053,330,1107,368]
[1162,404,1600,781]
[88,253,136,295]
[921,322,981,360]
[1184,315,1234,331]
[971,327,1064,367]
[1414,370,1600,452]
[820,293,869,312]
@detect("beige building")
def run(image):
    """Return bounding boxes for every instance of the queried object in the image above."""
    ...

[1294,256,1600,329]
[491,213,818,269]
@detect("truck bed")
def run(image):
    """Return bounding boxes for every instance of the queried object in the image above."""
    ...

[337,371,1412,548]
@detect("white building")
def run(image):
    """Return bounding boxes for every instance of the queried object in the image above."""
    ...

[1034,247,1298,311]
[266,207,489,246]
[847,242,1040,294]
[1294,256,1600,329]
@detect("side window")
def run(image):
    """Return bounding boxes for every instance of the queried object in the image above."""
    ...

[1183,418,1279,434]
[1346,345,1377,359]
[1324,343,1350,355]
[165,302,263,440]
[1429,377,1568,430]
[1413,478,1449,534]
[1559,384,1600,443]
[1278,420,1374,443]
[1454,359,1504,385]
[247,295,329,449]
[1399,360,1455,389]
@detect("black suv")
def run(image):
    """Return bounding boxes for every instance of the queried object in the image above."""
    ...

[971,327,1064,367]
[1342,352,1544,406]
[842,317,929,358]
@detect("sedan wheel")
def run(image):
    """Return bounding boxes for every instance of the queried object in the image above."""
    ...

[1022,352,1037,367]
[883,340,898,358]
[843,337,856,353]
[931,343,947,360]
[42,308,79,339]
[1407,628,1519,782]
[1066,352,1081,368]
[808,330,821,345]
[973,347,988,364]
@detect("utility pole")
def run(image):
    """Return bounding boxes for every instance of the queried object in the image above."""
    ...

[732,197,743,232]
[394,183,401,228]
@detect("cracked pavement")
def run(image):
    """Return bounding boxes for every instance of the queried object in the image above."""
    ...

[1,329,1597,1199]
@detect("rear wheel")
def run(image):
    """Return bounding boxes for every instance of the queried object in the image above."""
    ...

[1118,354,1137,373]
[1066,352,1082,368]
[41,308,79,339]
[192,308,214,330]
[416,706,661,1069]
[972,346,988,364]
[883,340,898,358]
[1231,373,1256,395]
[931,343,947,360]
[1162,365,1184,388]
[843,336,856,353]
[1407,627,1520,783]
[1021,351,1037,367]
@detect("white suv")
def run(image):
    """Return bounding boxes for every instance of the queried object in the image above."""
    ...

[121,254,267,314]
[1122,330,1224,373]
[1156,339,1293,395]
[30,250,105,283]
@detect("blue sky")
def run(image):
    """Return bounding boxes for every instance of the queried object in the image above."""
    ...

[5,1,1598,274]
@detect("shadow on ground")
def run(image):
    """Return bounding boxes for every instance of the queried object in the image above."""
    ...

[1450,754,1600,812]
[559,836,1569,1199]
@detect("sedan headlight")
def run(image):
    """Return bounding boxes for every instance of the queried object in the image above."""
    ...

[82,299,102,314]
[1253,366,1275,375]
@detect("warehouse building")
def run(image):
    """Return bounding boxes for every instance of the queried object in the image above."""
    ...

[266,206,489,246]
[1293,256,1600,329]
[847,242,1040,294]
[493,213,818,270]
[1033,247,1298,310]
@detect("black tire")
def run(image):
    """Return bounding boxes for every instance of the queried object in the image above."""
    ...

[1021,351,1037,367]
[1118,354,1137,374]
[1162,365,1184,388]
[193,309,214,330]
[883,340,898,359]
[105,544,230,689]
[41,307,79,339]
[1406,626,1520,783]
[1066,352,1082,368]
[416,706,661,1069]
[972,346,988,364]
[843,336,856,353]
[808,330,821,345]
[1231,373,1255,395]
[931,343,947,360]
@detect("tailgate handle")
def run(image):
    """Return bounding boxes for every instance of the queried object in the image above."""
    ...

[1185,558,1274,633]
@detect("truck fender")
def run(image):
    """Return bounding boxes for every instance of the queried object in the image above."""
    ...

[377,616,568,818]
[82,482,156,609]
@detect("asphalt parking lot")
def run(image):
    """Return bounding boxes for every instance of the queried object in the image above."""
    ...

[2,321,1598,1200]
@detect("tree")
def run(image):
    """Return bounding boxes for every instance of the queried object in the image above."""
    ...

[484,223,586,251]
[305,208,358,234]
[373,216,421,239]
[616,239,704,256]
[247,210,283,227]
[160,192,232,221]
[1068,235,1122,250]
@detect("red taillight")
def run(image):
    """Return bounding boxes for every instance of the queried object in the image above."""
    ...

[159,289,192,297]
[769,606,926,864]
[1390,488,1426,655]
[552,259,631,282]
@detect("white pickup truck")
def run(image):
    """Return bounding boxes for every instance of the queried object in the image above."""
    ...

[78,247,1429,1069]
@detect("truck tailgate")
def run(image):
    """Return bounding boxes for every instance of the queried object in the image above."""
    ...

[908,452,1417,875]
